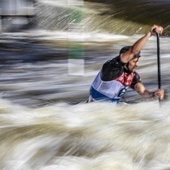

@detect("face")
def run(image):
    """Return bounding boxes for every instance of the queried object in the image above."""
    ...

[127,57,139,72]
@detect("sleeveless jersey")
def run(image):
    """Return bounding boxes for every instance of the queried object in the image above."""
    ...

[89,56,141,102]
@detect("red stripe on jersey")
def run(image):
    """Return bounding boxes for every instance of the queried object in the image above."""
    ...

[115,72,134,87]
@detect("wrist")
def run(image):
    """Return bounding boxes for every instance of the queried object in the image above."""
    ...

[147,31,152,37]
[152,92,155,97]
[152,91,158,99]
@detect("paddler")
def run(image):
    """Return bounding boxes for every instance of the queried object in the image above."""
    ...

[87,25,164,103]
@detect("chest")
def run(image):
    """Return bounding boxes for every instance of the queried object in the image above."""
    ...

[115,72,134,87]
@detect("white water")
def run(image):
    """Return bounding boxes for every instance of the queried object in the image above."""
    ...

[0,30,170,170]
[1,31,170,105]
[1,99,170,170]
[1,0,170,169]
[0,0,170,170]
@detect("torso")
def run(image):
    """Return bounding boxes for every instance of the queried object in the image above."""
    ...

[90,56,141,102]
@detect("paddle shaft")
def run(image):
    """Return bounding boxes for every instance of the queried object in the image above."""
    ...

[153,28,161,89]
[153,28,162,105]
[156,32,161,89]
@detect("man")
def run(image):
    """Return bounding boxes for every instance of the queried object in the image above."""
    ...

[88,25,164,103]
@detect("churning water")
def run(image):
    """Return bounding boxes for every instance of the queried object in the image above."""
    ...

[1,99,170,170]
[1,0,170,169]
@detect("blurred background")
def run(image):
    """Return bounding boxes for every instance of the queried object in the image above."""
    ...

[1,0,170,34]
[1,1,170,170]
[0,0,170,107]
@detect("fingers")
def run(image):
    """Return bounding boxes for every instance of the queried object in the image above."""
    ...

[154,89,164,100]
[151,25,164,35]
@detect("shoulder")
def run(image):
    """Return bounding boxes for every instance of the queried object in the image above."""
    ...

[111,56,126,67]
[101,56,125,81]
[103,56,125,68]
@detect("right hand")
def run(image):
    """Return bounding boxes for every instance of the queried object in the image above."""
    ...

[153,89,164,100]
[150,25,164,35]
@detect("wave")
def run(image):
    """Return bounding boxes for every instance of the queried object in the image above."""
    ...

[0,99,170,169]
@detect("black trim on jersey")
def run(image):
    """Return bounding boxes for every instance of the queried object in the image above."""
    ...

[130,72,141,89]
[101,56,126,81]
[100,56,141,87]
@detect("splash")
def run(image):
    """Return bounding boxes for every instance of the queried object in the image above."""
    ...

[0,99,170,169]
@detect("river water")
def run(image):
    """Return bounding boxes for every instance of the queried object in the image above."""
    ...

[1,0,170,170]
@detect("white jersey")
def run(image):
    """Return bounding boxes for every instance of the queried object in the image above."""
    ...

[90,71,134,102]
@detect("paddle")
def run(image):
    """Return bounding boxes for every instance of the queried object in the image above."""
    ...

[153,28,161,103]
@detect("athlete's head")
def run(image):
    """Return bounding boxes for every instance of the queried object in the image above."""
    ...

[119,46,141,72]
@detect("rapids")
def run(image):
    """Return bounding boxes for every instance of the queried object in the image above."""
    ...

[1,100,170,170]
[0,0,170,169]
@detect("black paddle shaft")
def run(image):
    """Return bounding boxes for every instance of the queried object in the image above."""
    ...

[156,33,161,89]
[153,28,161,89]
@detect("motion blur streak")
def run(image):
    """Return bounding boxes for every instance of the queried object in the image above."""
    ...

[0,0,170,169]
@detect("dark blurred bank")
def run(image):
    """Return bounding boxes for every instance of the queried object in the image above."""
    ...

[0,0,170,35]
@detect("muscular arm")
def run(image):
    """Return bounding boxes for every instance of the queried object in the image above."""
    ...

[134,82,164,100]
[120,25,163,63]
[120,32,151,63]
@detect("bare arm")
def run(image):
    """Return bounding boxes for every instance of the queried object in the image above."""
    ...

[120,25,164,63]
[134,82,164,100]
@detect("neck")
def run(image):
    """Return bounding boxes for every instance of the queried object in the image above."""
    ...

[124,65,132,74]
